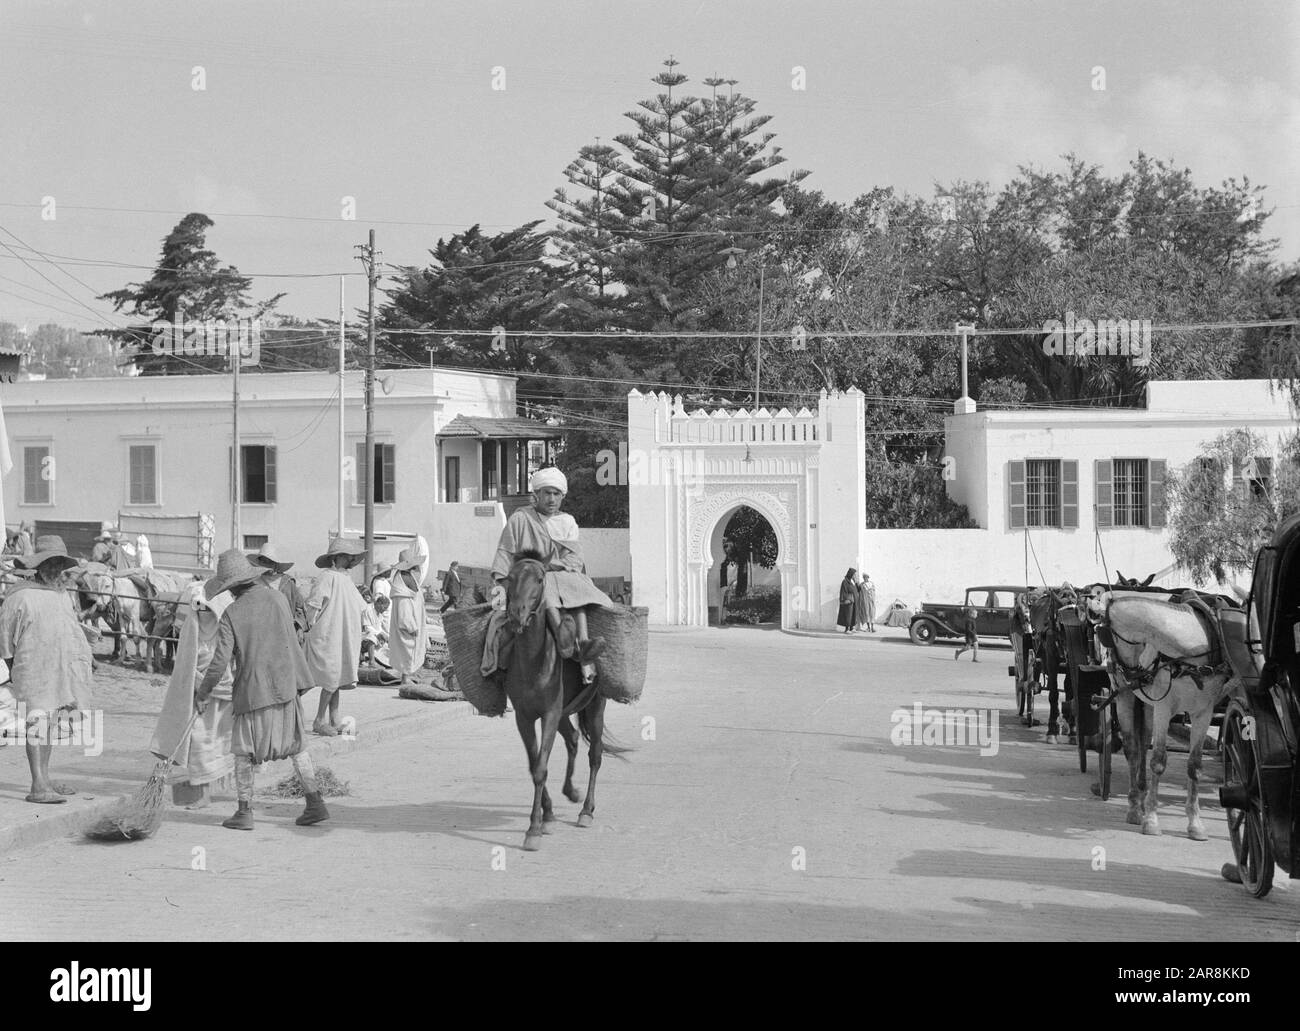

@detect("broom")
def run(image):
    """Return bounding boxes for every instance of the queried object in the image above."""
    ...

[83,710,201,842]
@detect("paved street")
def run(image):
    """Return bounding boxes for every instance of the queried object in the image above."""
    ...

[1,626,1293,941]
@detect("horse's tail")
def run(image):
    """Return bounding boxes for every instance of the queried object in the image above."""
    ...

[578,704,632,762]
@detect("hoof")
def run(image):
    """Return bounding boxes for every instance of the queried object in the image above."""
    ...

[576,812,593,828]
[1188,823,1208,842]
[1141,818,1162,836]
[563,787,583,804]
[1045,734,1058,744]
[522,833,542,852]
[540,820,554,834]
[1091,782,1102,797]
[1126,808,1143,825]
[1221,862,1243,883]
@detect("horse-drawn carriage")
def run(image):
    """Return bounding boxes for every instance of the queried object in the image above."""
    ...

[1218,513,1300,897]
[1009,585,1078,743]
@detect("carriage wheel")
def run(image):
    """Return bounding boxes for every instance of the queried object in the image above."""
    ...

[1221,702,1274,898]
[1076,675,1088,774]
[1098,703,1113,801]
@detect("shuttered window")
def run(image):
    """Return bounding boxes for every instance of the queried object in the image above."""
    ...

[1096,458,1164,528]
[1010,459,1077,529]
[128,445,157,505]
[355,442,396,504]
[231,445,277,504]
[23,445,51,505]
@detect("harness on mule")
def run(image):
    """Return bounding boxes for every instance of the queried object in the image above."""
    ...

[1096,591,1234,700]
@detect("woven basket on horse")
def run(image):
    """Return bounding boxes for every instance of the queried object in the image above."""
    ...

[588,605,648,704]
[442,603,507,716]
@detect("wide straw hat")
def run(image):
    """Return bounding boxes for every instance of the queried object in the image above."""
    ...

[394,545,422,572]
[314,537,366,569]
[205,549,268,597]
[248,541,293,573]
[17,535,78,572]
[94,521,117,542]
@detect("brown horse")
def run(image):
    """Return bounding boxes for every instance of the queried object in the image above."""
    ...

[504,554,628,851]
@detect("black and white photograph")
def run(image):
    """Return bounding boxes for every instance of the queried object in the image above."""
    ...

[0,0,1296,968]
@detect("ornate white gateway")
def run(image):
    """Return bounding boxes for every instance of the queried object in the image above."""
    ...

[628,388,865,629]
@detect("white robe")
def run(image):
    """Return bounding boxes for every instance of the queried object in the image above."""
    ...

[388,535,429,676]
[304,568,364,690]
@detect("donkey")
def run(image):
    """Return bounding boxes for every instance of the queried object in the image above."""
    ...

[79,570,149,667]
[503,553,629,851]
[1086,586,1237,839]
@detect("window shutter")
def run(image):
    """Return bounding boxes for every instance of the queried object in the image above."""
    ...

[382,444,396,503]
[1061,460,1079,528]
[1149,459,1166,528]
[264,446,277,504]
[356,442,367,505]
[1095,459,1113,528]
[1008,461,1026,529]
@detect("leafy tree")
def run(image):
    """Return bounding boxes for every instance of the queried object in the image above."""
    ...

[98,213,283,374]
[24,323,122,378]
[1167,429,1300,584]
[722,506,778,595]
[377,221,559,373]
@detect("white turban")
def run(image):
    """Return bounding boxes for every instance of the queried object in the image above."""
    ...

[530,467,568,493]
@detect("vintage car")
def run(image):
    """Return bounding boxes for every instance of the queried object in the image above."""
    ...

[908,585,1028,645]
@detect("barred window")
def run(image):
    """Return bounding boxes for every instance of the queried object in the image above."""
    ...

[1113,459,1148,527]
[1025,459,1061,527]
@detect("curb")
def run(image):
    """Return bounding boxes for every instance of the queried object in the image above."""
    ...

[780,627,1013,650]
[0,699,476,856]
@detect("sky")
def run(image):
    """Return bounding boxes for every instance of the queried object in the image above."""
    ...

[0,0,1296,332]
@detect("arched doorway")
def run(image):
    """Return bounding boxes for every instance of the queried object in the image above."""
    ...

[707,505,780,626]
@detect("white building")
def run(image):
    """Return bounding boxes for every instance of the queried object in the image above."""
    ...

[0,367,605,577]
[628,379,1300,630]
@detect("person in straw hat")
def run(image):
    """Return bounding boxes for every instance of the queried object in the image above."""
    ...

[195,549,327,829]
[481,466,610,685]
[149,579,236,809]
[304,538,366,736]
[249,541,309,644]
[387,535,429,685]
[0,535,94,803]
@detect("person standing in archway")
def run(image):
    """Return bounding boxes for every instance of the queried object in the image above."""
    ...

[837,568,858,634]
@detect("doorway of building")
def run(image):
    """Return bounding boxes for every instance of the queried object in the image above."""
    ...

[709,505,780,626]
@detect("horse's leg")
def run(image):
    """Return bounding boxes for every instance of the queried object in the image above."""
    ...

[578,696,607,828]
[1113,689,1144,825]
[526,706,562,849]
[1045,640,1061,743]
[514,709,546,851]
[1141,674,1173,836]
[1183,682,1221,841]
[558,714,582,804]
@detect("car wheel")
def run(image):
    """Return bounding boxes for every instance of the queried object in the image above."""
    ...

[909,620,936,646]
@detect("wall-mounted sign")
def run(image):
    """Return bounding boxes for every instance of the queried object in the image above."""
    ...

[474,505,496,517]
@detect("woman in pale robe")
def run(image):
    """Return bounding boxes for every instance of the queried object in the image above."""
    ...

[303,538,366,734]
[149,581,235,808]
[388,535,429,683]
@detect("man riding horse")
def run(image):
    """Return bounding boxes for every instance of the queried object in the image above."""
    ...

[481,467,609,685]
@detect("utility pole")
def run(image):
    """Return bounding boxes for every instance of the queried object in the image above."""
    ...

[355,230,380,584]
[337,275,346,541]
[754,262,765,409]
[230,332,241,549]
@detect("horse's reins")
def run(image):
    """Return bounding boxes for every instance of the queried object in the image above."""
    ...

[1093,597,1226,702]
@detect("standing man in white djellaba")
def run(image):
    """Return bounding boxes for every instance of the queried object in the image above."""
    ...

[481,467,610,684]
[388,535,430,684]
